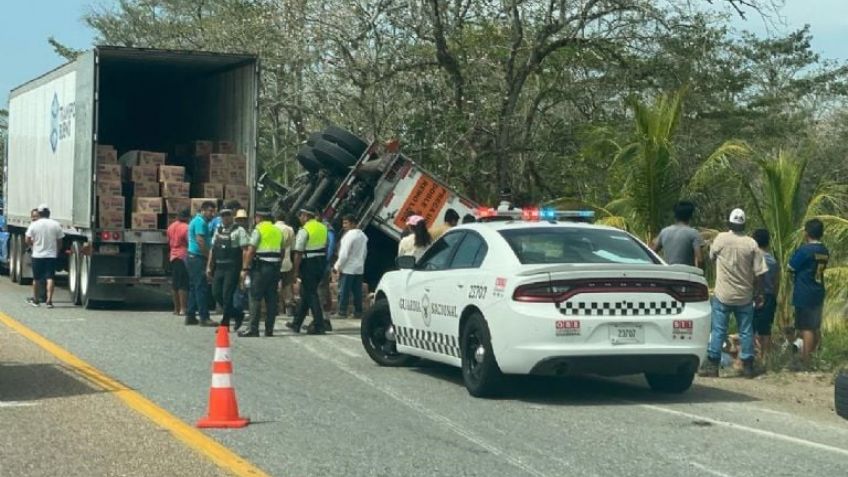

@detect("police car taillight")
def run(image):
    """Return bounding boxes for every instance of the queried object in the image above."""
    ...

[513,282,572,302]
[669,283,709,302]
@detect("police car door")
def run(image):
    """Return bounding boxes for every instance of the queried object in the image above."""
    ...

[399,231,466,362]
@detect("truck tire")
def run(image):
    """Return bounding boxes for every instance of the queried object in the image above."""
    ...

[10,234,20,283]
[461,313,504,398]
[312,138,357,175]
[16,235,32,286]
[305,132,324,147]
[321,126,368,159]
[836,371,848,420]
[80,254,98,309]
[68,242,82,305]
[361,300,418,367]
[296,146,322,173]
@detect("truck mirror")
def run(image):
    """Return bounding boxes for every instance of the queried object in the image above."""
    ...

[395,255,416,270]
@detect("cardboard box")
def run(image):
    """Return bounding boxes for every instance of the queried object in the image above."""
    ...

[224,185,250,203]
[194,154,230,183]
[191,198,219,215]
[119,150,167,167]
[97,163,123,181]
[132,197,164,213]
[191,141,214,157]
[96,145,118,165]
[98,210,125,229]
[98,195,125,212]
[165,198,191,215]
[192,182,224,199]
[216,141,236,154]
[131,181,160,197]
[129,165,158,183]
[158,165,185,183]
[97,180,122,197]
[161,182,190,198]
[131,212,159,230]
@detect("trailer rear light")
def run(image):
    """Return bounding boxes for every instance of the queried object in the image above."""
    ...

[513,282,572,302]
[101,231,110,241]
[99,231,122,242]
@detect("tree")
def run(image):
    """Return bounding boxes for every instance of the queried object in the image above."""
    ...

[691,149,848,326]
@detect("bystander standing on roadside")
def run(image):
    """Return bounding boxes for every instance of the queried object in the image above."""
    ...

[317,217,337,325]
[333,215,368,319]
[699,208,767,379]
[788,219,830,369]
[167,208,191,316]
[274,211,296,316]
[398,215,431,260]
[429,208,459,240]
[652,201,703,267]
[752,229,779,359]
[462,214,476,224]
[207,208,249,331]
[24,205,63,308]
[28,208,46,303]
[231,209,251,326]
[186,201,218,327]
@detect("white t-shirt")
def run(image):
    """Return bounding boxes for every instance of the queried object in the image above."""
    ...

[26,218,65,259]
[274,221,295,272]
[335,229,368,275]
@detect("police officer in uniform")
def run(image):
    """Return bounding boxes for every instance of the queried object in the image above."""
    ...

[238,209,284,337]
[207,208,249,331]
[285,207,330,335]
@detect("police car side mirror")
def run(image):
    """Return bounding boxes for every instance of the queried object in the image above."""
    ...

[396,255,416,270]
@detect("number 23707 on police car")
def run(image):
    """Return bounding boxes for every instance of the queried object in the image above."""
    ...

[360,209,710,397]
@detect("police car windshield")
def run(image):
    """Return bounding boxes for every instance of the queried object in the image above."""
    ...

[499,227,657,265]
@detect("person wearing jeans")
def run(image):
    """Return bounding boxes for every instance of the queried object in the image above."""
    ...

[186,201,218,327]
[333,215,368,318]
[700,208,767,378]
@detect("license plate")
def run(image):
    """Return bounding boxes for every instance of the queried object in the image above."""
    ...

[609,323,644,345]
[98,245,120,255]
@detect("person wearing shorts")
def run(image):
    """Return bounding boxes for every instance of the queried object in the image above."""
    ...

[167,209,191,315]
[788,219,830,367]
[25,205,64,308]
[752,229,778,358]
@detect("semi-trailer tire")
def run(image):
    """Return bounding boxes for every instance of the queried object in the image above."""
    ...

[321,126,368,159]
[312,138,357,175]
[15,235,32,286]
[296,146,322,173]
[68,242,82,305]
[80,254,127,309]
[836,371,848,420]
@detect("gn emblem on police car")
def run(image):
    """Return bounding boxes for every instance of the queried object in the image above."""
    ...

[421,294,431,327]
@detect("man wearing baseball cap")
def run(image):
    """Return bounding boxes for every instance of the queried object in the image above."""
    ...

[700,208,768,378]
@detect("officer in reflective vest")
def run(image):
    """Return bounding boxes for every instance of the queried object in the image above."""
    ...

[285,207,329,334]
[206,208,249,331]
[239,209,284,337]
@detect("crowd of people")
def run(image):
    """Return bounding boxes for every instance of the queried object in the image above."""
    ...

[652,201,830,376]
[167,201,374,337]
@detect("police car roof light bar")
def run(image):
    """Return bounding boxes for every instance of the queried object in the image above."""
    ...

[475,206,595,222]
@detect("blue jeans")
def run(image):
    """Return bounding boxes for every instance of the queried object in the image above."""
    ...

[337,273,363,316]
[186,254,210,320]
[708,297,754,362]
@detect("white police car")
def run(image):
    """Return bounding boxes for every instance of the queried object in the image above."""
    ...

[360,208,711,397]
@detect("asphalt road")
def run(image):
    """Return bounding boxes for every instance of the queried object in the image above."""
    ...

[1,278,848,477]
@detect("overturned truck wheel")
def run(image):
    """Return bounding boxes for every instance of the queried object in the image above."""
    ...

[321,126,368,159]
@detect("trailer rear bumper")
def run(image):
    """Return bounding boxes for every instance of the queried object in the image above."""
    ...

[97,276,170,286]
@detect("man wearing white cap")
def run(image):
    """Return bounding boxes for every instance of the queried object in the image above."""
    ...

[700,208,767,378]
[25,204,64,308]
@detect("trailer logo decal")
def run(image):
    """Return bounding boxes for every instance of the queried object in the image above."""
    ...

[49,92,76,154]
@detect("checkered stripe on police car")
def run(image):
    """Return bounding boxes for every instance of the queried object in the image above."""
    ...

[557,299,684,316]
[395,326,460,358]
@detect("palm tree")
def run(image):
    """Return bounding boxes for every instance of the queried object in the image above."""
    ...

[598,90,747,242]
[691,149,848,327]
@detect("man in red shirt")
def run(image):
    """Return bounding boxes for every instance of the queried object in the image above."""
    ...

[167,208,191,315]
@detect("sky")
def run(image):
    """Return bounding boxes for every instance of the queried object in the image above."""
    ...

[1,0,847,107]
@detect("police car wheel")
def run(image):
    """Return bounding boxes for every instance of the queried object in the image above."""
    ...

[361,300,418,367]
[836,371,848,420]
[461,313,503,397]
[644,371,695,394]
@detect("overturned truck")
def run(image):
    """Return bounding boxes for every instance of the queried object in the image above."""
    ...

[259,126,478,287]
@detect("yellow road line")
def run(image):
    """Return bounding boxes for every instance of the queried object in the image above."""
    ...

[0,311,270,477]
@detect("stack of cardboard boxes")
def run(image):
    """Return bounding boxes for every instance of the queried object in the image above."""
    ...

[118,150,188,230]
[187,140,250,214]
[96,145,125,229]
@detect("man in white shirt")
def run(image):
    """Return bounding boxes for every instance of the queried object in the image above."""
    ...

[25,205,65,308]
[274,211,296,315]
[333,215,368,318]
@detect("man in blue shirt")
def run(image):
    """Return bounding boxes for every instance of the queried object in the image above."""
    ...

[788,219,830,367]
[187,200,218,327]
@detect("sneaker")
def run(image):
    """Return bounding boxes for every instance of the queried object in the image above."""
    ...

[185,316,199,326]
[698,358,720,378]
[199,319,219,327]
[45,302,54,309]
[26,297,39,307]
[741,359,759,379]
[284,322,301,334]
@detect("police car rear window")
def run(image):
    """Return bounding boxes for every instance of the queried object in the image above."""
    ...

[499,228,657,265]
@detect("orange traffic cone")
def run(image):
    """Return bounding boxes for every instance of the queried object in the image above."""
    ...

[197,325,249,428]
